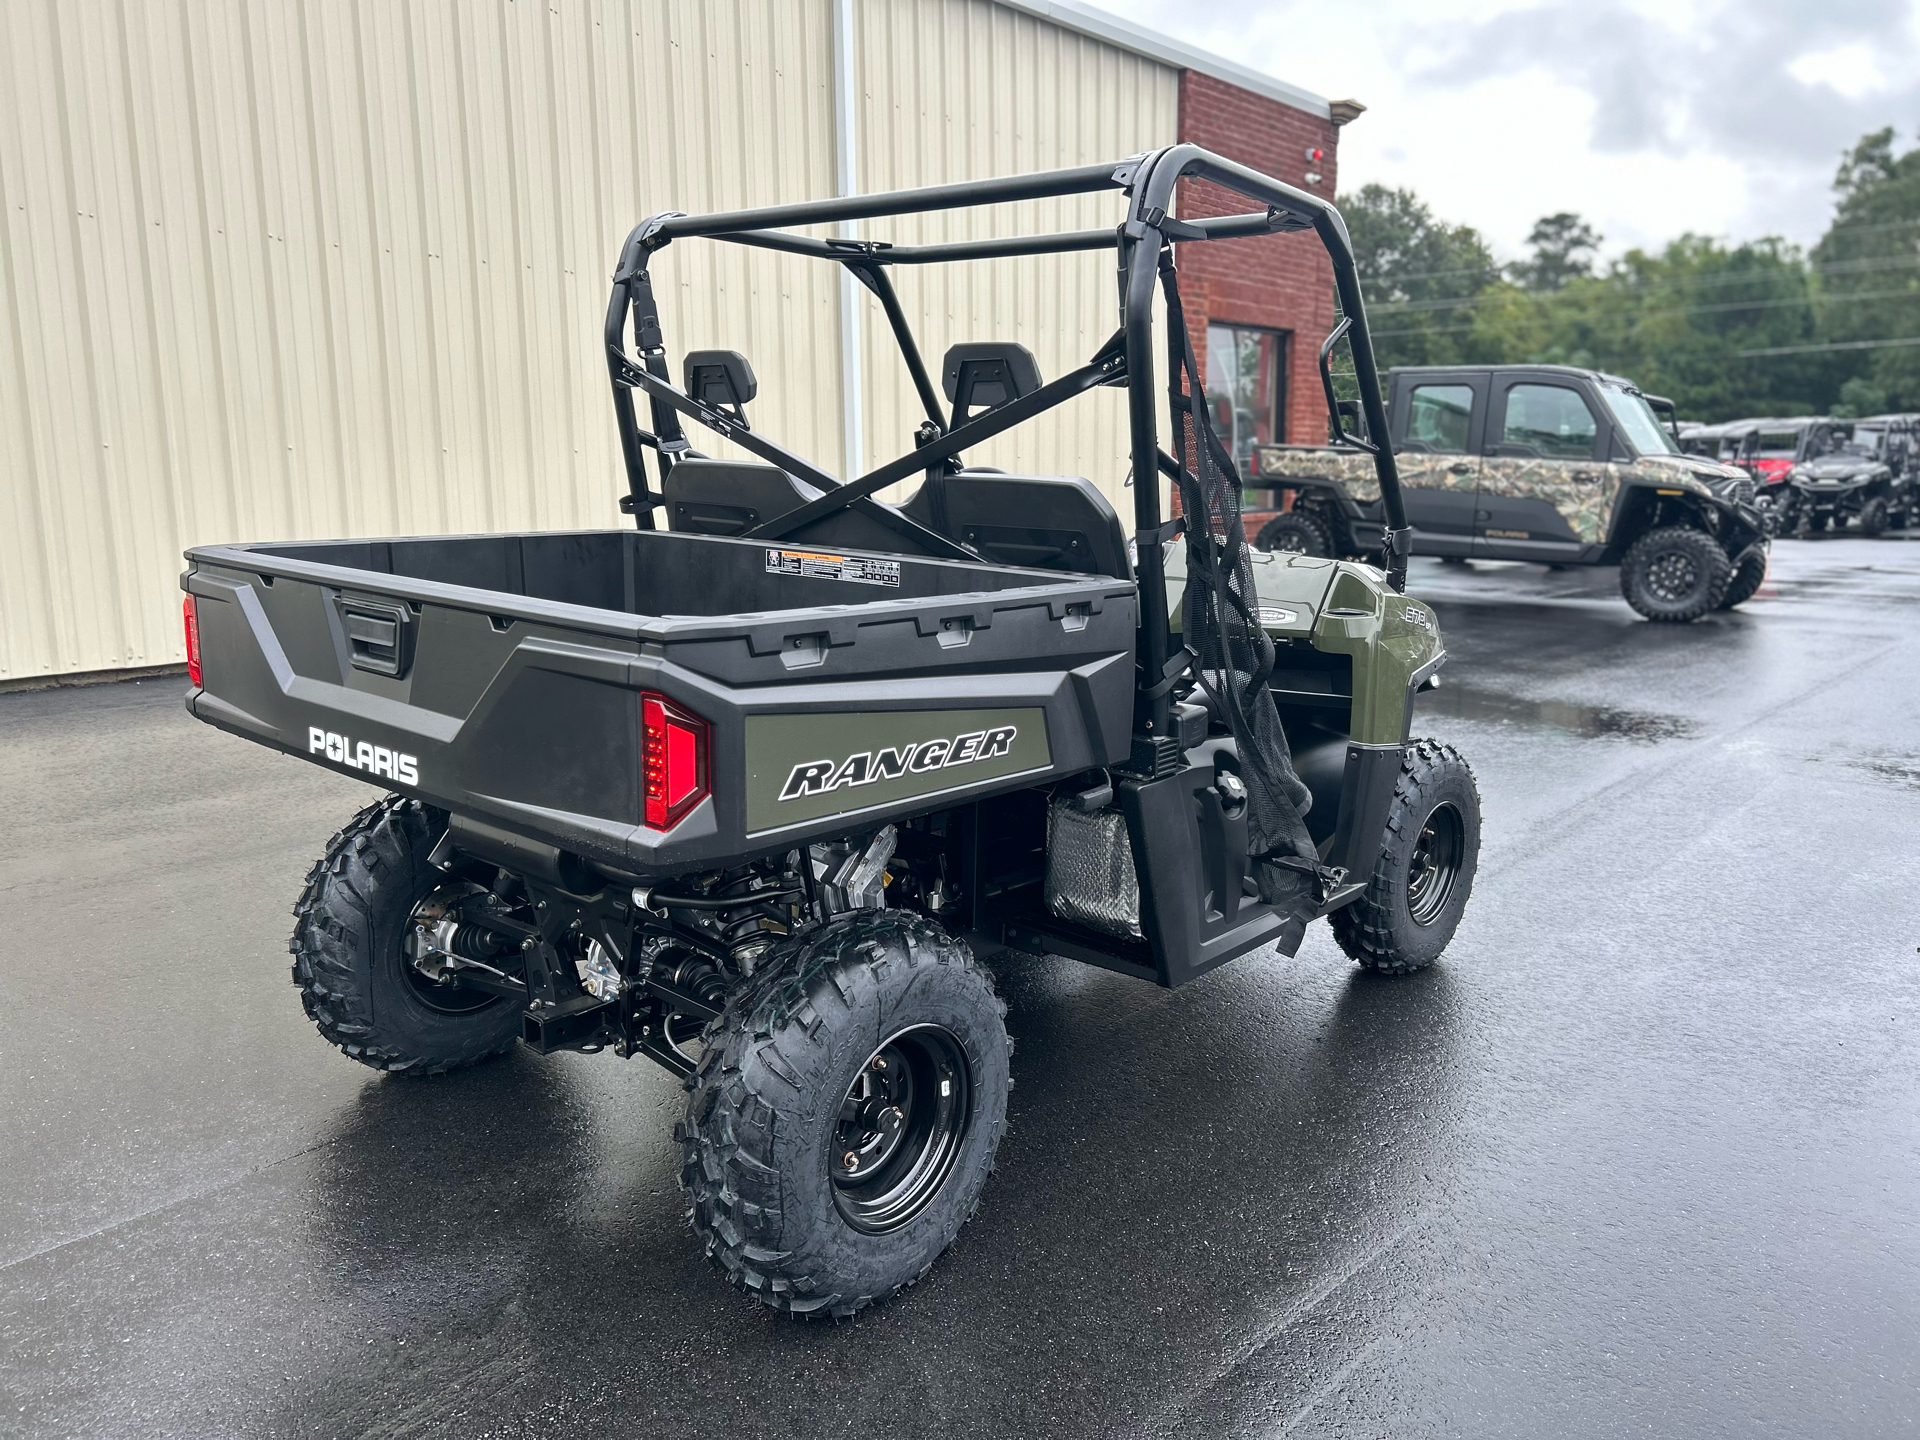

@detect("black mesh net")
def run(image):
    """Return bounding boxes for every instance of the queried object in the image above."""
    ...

[1158,254,1322,897]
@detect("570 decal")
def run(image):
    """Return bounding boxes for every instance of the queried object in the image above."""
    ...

[780,726,1016,802]
[309,726,419,785]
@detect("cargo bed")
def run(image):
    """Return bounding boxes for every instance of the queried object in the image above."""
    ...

[184,528,1136,875]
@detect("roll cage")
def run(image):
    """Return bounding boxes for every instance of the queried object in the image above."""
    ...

[603,144,1409,741]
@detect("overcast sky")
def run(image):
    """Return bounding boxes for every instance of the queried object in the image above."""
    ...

[1095,0,1920,261]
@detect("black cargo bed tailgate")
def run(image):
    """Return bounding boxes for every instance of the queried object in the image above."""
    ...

[184,529,1135,875]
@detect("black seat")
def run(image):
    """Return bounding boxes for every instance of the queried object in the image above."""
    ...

[901,471,1130,579]
[667,461,1129,579]
[663,459,931,555]
[942,342,1042,425]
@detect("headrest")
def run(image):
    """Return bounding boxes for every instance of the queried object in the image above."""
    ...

[942,342,1042,422]
[683,349,757,411]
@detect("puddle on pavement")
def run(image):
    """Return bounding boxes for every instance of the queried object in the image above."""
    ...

[1830,751,1920,790]
[1760,561,1920,607]
[1420,683,1698,743]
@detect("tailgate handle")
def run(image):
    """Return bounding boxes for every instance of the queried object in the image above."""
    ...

[337,597,414,677]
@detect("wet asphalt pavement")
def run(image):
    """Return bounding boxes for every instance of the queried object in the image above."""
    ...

[2,536,1916,1439]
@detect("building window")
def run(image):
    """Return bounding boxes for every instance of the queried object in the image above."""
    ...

[1206,324,1288,466]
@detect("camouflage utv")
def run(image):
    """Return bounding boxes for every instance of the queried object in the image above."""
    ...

[1253,364,1771,622]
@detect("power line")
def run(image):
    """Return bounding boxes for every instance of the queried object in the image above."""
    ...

[1368,286,1920,336]
[1365,253,1920,315]
[1353,215,1918,288]
[1737,335,1920,357]
[1685,287,1916,317]
[1817,216,1920,239]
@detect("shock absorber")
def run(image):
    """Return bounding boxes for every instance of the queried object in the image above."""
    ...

[422,917,516,963]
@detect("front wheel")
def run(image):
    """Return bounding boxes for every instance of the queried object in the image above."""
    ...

[1718,545,1769,610]
[1620,525,1732,622]
[1856,496,1890,536]
[680,911,1011,1319]
[1330,739,1481,974]
[1254,511,1334,557]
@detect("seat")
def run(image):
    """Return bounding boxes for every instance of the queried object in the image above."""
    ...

[663,458,933,556]
[942,342,1042,425]
[663,333,1127,579]
[901,471,1130,580]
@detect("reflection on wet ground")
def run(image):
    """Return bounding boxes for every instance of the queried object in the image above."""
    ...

[1830,750,1920,790]
[1421,681,1699,743]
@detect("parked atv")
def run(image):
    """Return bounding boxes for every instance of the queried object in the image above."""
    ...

[1730,417,1855,535]
[1854,413,1918,484]
[1798,414,1920,535]
[181,147,1477,1319]
[1677,418,1757,466]
[1253,365,1770,621]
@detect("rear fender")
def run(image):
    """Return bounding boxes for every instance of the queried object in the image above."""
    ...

[1254,446,1381,510]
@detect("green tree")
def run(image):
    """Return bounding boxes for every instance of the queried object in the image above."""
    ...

[1810,126,1920,411]
[1338,127,1918,423]
[1341,183,1500,368]
[1511,213,1602,291]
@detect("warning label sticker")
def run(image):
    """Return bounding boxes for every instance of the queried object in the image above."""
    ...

[765,549,901,588]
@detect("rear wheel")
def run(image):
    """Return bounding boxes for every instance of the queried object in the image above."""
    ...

[1254,511,1333,558]
[1620,525,1732,622]
[1330,739,1480,974]
[680,911,1010,1319]
[1717,545,1769,610]
[289,796,524,1075]
[1857,496,1890,536]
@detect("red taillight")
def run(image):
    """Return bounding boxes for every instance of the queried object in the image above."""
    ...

[182,595,202,687]
[642,691,709,831]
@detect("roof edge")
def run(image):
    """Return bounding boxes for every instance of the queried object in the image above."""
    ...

[990,0,1331,119]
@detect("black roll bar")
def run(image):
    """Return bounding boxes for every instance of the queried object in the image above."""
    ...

[603,145,1412,741]
[638,162,1125,243]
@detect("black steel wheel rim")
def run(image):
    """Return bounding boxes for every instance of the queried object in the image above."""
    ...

[1645,549,1701,603]
[1270,525,1309,553]
[1405,802,1464,927]
[830,1025,972,1234]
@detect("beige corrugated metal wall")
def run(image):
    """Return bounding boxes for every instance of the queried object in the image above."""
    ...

[1,0,1177,682]
[850,0,1178,502]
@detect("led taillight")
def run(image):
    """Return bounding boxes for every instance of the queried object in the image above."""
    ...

[642,691,710,831]
[182,595,202,687]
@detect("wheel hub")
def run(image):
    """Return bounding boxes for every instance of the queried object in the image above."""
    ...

[404,882,517,1014]
[1645,550,1700,602]
[829,1025,971,1234]
[1405,802,1464,927]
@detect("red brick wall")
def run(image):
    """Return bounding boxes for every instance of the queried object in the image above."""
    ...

[1174,70,1341,452]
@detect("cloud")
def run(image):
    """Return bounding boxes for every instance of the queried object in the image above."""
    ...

[1087,0,1920,252]
[1414,0,1920,168]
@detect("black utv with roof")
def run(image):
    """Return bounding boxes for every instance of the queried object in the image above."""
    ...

[1719,417,1850,535]
[1253,364,1771,621]
[181,147,1480,1319]
[1788,414,1917,536]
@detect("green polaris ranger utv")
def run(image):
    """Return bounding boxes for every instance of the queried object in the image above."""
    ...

[180,146,1478,1318]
